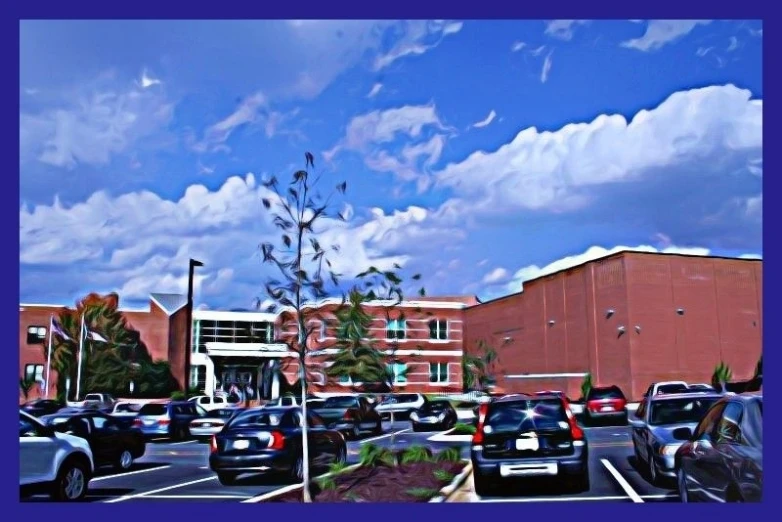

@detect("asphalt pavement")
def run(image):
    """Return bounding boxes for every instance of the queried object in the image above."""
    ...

[22,421,680,503]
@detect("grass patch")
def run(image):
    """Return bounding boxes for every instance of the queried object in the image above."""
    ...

[399,445,432,464]
[406,487,440,499]
[358,443,396,467]
[434,447,462,463]
[433,469,455,481]
[450,423,476,435]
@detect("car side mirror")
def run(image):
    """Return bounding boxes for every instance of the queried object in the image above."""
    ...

[672,427,693,441]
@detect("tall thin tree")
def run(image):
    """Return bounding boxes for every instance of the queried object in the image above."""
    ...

[258,152,348,503]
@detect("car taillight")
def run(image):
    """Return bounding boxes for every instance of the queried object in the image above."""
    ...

[133,419,142,427]
[210,435,218,453]
[564,399,584,440]
[472,403,489,445]
[343,410,354,420]
[158,419,170,426]
[268,431,285,450]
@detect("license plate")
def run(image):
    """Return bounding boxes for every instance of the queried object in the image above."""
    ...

[516,437,540,451]
[422,417,437,422]
[144,420,155,426]
[202,423,211,428]
[601,406,614,412]
[231,440,250,450]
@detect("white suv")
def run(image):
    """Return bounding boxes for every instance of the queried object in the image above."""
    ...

[19,410,95,501]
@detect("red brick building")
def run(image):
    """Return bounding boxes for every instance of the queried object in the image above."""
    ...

[19,252,762,403]
[464,251,763,401]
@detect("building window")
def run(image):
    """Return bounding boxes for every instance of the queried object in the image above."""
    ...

[190,365,207,391]
[386,319,406,340]
[387,362,408,384]
[429,363,449,384]
[27,326,47,345]
[339,374,351,385]
[24,364,44,383]
[428,320,448,340]
[194,320,275,353]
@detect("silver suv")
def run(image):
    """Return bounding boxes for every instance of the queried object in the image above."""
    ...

[19,410,95,501]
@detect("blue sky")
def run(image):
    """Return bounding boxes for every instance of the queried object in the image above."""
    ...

[19,20,763,309]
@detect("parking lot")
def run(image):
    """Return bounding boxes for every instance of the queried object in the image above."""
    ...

[22,420,679,503]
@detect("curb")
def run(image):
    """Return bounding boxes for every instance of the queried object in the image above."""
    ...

[429,461,473,503]
[241,463,362,503]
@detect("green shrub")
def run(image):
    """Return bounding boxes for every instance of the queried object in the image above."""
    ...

[451,423,476,435]
[358,443,395,468]
[406,487,439,499]
[399,445,432,464]
[170,391,187,400]
[434,447,462,463]
[433,469,455,481]
[712,362,733,389]
[580,373,593,401]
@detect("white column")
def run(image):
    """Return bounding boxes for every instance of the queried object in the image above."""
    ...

[271,361,280,399]
[205,356,215,396]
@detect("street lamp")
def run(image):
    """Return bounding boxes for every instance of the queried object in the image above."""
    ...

[185,259,203,395]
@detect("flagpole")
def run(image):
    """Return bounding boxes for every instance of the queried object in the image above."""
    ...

[75,314,85,401]
[44,315,54,399]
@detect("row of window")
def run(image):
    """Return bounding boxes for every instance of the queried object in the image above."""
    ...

[26,326,47,345]
[338,362,451,385]
[24,364,44,383]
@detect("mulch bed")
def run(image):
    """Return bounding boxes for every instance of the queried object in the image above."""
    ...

[266,461,466,503]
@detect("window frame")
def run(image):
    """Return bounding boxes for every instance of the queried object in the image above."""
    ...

[429,362,449,384]
[24,364,44,384]
[385,319,407,341]
[428,319,448,341]
[387,362,408,385]
[26,325,47,345]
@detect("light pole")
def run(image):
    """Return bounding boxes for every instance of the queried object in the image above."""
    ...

[185,259,203,395]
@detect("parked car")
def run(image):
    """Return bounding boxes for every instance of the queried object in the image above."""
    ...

[471,393,589,496]
[19,410,95,501]
[110,402,142,428]
[453,401,480,424]
[190,395,235,411]
[40,410,146,471]
[79,393,117,412]
[630,392,722,485]
[209,406,347,485]
[307,398,326,409]
[132,401,202,440]
[674,392,763,502]
[190,407,245,440]
[21,399,64,417]
[313,395,382,439]
[265,395,302,407]
[410,400,458,431]
[583,385,628,426]
[687,383,717,392]
[374,393,427,420]
[643,381,690,397]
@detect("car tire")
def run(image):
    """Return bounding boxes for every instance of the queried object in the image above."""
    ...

[51,458,89,502]
[647,448,659,485]
[217,472,238,486]
[412,424,419,432]
[336,444,347,465]
[290,455,304,482]
[116,450,133,471]
[472,471,496,498]
[373,420,383,435]
[677,468,689,503]
[570,471,590,493]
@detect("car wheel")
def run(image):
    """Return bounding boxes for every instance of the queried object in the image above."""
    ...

[290,455,304,482]
[647,449,659,485]
[217,472,238,486]
[472,471,495,497]
[374,420,383,435]
[337,444,347,465]
[677,468,689,503]
[569,471,590,493]
[411,423,419,432]
[116,450,133,471]
[633,445,642,466]
[51,459,89,501]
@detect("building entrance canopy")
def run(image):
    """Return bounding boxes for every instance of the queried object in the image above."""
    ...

[204,342,297,358]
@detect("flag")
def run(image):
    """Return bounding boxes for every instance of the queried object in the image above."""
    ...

[87,329,108,343]
[51,319,71,341]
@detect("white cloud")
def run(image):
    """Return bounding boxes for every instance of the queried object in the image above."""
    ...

[541,51,553,83]
[544,20,589,41]
[511,41,526,52]
[472,110,497,129]
[367,83,383,98]
[727,36,739,52]
[503,244,761,294]
[364,134,447,192]
[435,84,761,215]
[138,69,161,89]
[20,72,175,169]
[373,20,463,71]
[20,173,456,307]
[482,267,509,284]
[621,20,711,52]
[191,92,266,153]
[696,46,713,57]
[529,45,547,57]
[197,161,215,175]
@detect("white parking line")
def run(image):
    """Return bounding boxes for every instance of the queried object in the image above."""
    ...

[103,476,217,503]
[167,440,197,446]
[476,494,675,503]
[359,428,411,444]
[141,495,251,499]
[600,459,644,503]
[92,465,172,482]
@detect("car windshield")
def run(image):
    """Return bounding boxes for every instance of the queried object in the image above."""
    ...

[84,394,102,401]
[422,401,450,412]
[230,410,285,428]
[656,384,689,395]
[589,387,624,400]
[649,397,719,426]
[115,404,138,413]
[485,399,569,433]
[323,397,358,409]
[381,394,418,404]
[138,404,168,416]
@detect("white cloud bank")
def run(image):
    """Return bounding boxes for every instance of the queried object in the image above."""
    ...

[621,20,712,52]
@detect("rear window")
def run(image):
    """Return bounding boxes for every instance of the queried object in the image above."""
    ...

[324,396,358,409]
[424,401,450,411]
[115,404,140,413]
[139,404,168,416]
[649,397,719,426]
[486,399,569,433]
[84,394,103,401]
[588,387,625,400]
[381,394,419,404]
[656,384,689,395]
[230,410,288,428]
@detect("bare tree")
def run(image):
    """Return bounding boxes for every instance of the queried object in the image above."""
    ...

[258,152,348,502]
